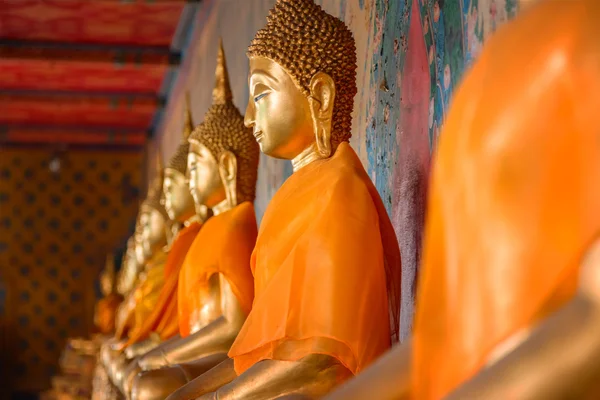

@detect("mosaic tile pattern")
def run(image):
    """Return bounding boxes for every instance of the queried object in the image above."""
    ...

[0,149,141,392]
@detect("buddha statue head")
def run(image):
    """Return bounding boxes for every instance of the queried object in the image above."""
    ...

[139,154,169,258]
[163,93,205,223]
[100,253,116,297]
[188,40,259,211]
[244,0,357,171]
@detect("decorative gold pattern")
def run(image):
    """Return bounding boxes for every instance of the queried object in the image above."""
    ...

[189,40,259,204]
[248,0,357,150]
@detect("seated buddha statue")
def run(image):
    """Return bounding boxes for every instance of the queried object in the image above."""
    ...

[118,94,210,394]
[94,253,124,336]
[105,160,171,385]
[129,40,260,400]
[324,0,600,399]
[94,236,143,400]
[167,2,402,399]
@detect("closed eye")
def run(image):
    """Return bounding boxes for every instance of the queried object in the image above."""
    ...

[254,92,269,103]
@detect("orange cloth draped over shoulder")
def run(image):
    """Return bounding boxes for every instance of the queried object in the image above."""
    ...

[94,293,123,335]
[114,251,167,341]
[228,142,402,376]
[178,202,257,338]
[125,222,202,345]
[412,1,600,398]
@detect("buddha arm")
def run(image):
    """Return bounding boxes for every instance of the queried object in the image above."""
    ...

[447,241,600,400]
[139,274,245,369]
[324,339,412,400]
[196,355,352,400]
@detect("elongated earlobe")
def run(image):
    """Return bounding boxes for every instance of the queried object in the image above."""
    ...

[218,151,238,207]
[308,72,335,158]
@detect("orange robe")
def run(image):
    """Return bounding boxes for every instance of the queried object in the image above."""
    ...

[94,293,123,335]
[413,1,600,398]
[114,251,167,340]
[228,142,401,376]
[125,222,202,345]
[178,202,257,338]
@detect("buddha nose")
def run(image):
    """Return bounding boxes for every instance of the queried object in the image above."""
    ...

[244,100,255,128]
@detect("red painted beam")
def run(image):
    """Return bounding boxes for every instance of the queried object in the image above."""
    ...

[0,94,158,129]
[0,59,168,94]
[0,44,175,65]
[0,126,146,146]
[0,1,186,46]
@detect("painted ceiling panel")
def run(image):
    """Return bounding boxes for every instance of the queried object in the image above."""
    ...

[0,0,186,46]
[0,94,157,129]
[0,59,168,94]
[0,126,146,146]
[0,0,195,147]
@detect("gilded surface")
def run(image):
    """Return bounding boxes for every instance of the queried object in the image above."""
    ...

[188,41,259,205]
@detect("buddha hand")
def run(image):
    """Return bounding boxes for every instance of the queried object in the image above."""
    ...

[138,346,170,371]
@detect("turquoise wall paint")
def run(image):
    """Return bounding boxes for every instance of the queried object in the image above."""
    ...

[154,0,520,339]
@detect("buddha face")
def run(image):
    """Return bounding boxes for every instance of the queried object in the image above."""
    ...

[163,168,195,222]
[245,57,315,159]
[139,206,166,258]
[187,142,226,208]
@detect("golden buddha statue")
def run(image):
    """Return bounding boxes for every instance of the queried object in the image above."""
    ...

[94,238,141,400]
[118,94,211,395]
[105,158,171,386]
[129,40,260,400]
[123,93,202,354]
[167,2,402,399]
[94,253,124,335]
[324,0,600,399]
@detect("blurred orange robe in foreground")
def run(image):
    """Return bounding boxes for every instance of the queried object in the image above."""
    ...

[229,142,402,376]
[126,222,202,345]
[413,1,600,398]
[178,202,257,338]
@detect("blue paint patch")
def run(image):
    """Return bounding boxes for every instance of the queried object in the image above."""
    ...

[367,0,412,216]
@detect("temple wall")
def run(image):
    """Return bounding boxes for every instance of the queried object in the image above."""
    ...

[0,149,141,392]
[154,0,519,340]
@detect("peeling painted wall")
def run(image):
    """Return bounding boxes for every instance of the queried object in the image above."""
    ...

[154,0,519,339]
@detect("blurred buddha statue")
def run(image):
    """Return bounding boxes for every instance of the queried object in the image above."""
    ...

[94,253,124,335]
[104,156,170,386]
[130,40,260,400]
[116,226,145,297]
[51,254,121,400]
[324,1,600,399]
[114,156,170,342]
[167,2,402,399]
[119,94,210,395]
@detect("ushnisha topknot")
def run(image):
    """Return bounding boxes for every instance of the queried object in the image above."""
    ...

[248,0,357,150]
[189,39,259,204]
[143,151,170,220]
[167,92,195,175]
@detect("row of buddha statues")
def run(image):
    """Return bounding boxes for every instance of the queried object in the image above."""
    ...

[60,0,600,399]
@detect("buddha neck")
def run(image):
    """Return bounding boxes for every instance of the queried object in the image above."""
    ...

[292,143,325,173]
[212,198,232,216]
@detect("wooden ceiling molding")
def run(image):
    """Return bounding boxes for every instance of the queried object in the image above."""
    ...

[0,1,186,46]
[0,0,198,148]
